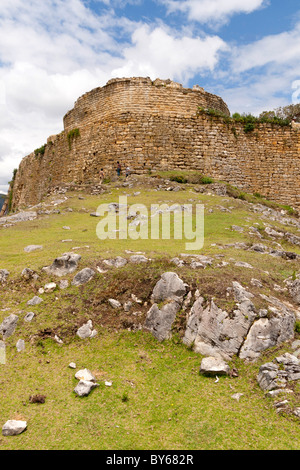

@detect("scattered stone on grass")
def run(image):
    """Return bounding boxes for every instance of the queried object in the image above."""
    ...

[16,339,25,352]
[0,269,9,283]
[76,320,97,339]
[0,314,19,339]
[43,252,81,277]
[24,245,43,253]
[71,268,95,286]
[2,420,27,436]
[27,296,43,306]
[199,357,230,376]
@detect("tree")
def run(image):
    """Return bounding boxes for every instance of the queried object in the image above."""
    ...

[259,103,300,123]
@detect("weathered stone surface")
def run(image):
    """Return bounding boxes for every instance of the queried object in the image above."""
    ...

[75,369,96,382]
[24,312,35,322]
[76,320,97,339]
[151,272,187,303]
[103,257,127,268]
[21,268,38,281]
[108,299,121,309]
[0,269,9,283]
[44,282,57,293]
[27,296,43,306]
[71,268,95,286]
[16,339,25,352]
[199,357,230,376]
[288,279,300,305]
[2,420,27,436]
[0,211,37,225]
[24,245,43,253]
[0,314,19,339]
[257,354,300,391]
[73,380,99,397]
[144,301,181,342]
[183,284,256,360]
[129,255,149,264]
[43,252,81,277]
[184,283,296,361]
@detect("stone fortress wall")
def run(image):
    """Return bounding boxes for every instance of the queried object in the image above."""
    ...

[10,77,300,209]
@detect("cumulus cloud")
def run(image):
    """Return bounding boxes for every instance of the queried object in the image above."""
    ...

[161,0,268,26]
[112,24,227,82]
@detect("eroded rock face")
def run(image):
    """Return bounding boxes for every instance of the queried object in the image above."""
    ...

[43,252,81,277]
[71,268,95,286]
[183,282,296,361]
[151,272,187,303]
[0,314,19,339]
[144,301,181,342]
[0,269,9,283]
[257,354,300,391]
[145,272,188,342]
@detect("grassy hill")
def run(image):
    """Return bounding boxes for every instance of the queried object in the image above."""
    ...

[0,172,299,450]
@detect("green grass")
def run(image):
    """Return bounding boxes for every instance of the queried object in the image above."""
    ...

[1,331,299,450]
[0,179,300,449]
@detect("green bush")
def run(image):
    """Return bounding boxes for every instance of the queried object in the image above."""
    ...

[295,321,300,335]
[34,144,47,157]
[200,176,213,185]
[67,128,80,150]
[170,175,188,184]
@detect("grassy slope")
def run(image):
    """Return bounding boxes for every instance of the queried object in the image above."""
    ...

[0,175,300,450]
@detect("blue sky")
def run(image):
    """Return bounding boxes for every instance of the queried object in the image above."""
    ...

[1,0,300,192]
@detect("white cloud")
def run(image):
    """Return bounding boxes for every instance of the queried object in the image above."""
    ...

[231,23,300,73]
[162,0,268,25]
[112,24,227,82]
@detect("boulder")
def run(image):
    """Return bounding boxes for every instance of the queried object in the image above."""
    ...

[144,301,181,342]
[184,283,296,361]
[76,320,97,339]
[0,314,19,339]
[27,296,43,306]
[257,354,300,391]
[183,286,256,360]
[199,357,230,376]
[288,279,300,305]
[74,380,99,397]
[71,268,95,286]
[240,296,295,361]
[0,269,9,283]
[2,420,27,436]
[151,272,187,303]
[108,299,121,309]
[75,369,96,382]
[43,252,81,277]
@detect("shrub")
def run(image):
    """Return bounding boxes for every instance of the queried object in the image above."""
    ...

[170,175,188,184]
[200,176,213,184]
[67,128,80,150]
[34,144,47,157]
[244,122,255,133]
[295,321,300,335]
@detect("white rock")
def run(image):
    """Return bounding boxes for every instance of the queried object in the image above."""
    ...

[75,368,96,382]
[2,420,27,436]
[74,380,99,397]
[108,299,121,309]
[16,339,25,352]
[44,282,57,293]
